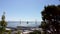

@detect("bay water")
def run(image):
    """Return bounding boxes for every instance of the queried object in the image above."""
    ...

[7,21,41,28]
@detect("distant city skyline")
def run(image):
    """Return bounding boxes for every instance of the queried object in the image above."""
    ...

[0,0,60,21]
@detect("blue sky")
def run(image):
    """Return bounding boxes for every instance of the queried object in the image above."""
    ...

[0,0,60,21]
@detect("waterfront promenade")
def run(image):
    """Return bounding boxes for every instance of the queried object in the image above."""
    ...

[6,26,42,34]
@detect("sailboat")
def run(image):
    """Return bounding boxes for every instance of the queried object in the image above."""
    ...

[27,21,29,24]
[35,20,37,24]
[20,20,21,24]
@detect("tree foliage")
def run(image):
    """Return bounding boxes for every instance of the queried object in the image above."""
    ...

[0,12,7,34]
[41,5,60,34]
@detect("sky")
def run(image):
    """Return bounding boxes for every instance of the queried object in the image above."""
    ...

[0,0,60,21]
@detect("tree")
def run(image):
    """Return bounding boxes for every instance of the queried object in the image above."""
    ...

[41,5,60,34]
[0,12,7,34]
[17,30,21,34]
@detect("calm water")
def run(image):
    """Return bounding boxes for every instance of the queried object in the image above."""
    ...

[7,21,41,27]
